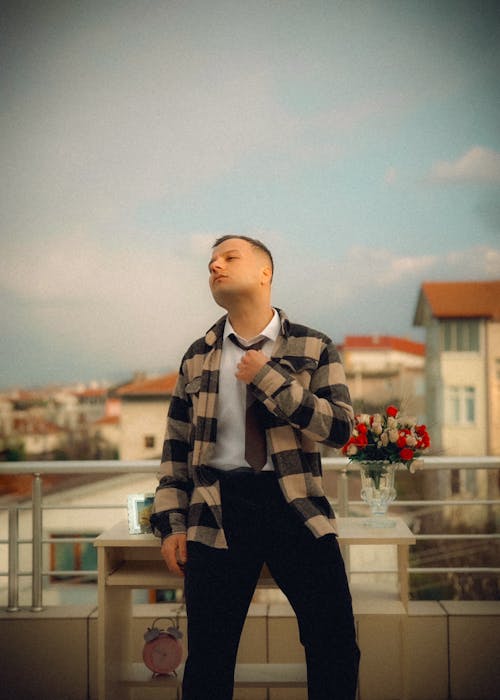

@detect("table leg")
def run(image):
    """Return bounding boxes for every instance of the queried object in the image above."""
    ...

[97,548,132,700]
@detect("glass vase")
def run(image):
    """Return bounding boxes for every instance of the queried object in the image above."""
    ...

[359,462,398,527]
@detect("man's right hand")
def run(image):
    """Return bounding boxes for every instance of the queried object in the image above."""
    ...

[161,533,188,576]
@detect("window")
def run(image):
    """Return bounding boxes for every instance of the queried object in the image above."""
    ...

[448,386,460,424]
[445,386,476,425]
[144,435,156,449]
[441,320,479,351]
[50,534,98,583]
[464,387,475,423]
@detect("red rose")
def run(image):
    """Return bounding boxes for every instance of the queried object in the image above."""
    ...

[399,447,414,462]
[386,405,399,418]
[341,438,354,454]
[357,423,368,434]
[355,433,368,447]
[397,435,407,448]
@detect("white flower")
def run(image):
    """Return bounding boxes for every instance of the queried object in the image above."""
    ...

[388,429,399,443]
[411,458,424,471]
[380,432,389,446]
[358,414,370,426]
[372,422,383,436]
[387,416,397,429]
[346,443,358,456]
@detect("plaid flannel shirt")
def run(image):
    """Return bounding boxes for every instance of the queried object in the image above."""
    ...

[150,308,354,548]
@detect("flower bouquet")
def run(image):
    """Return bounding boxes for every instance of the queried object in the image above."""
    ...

[342,406,430,524]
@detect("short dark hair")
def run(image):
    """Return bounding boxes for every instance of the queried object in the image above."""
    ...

[212,235,274,277]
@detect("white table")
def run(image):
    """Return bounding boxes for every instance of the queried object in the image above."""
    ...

[94,517,415,699]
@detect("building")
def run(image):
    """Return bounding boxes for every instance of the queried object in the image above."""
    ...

[0,392,67,460]
[89,414,121,459]
[340,335,426,419]
[116,373,178,460]
[414,280,500,457]
[11,415,66,458]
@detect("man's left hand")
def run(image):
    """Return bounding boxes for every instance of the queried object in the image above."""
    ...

[235,350,269,384]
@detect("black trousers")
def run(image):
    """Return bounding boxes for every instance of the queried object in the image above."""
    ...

[182,470,360,700]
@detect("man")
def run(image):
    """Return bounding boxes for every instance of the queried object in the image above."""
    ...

[151,236,360,699]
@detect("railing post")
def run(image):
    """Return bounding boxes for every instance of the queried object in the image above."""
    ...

[31,473,43,612]
[6,507,20,612]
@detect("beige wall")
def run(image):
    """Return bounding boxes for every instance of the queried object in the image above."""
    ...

[486,322,500,455]
[441,348,487,455]
[119,397,170,460]
[423,317,443,454]
[424,317,500,457]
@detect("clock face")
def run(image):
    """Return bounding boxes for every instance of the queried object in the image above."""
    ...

[143,633,182,674]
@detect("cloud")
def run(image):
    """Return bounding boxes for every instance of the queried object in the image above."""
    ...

[2,232,499,387]
[272,242,500,340]
[333,244,500,293]
[427,147,500,184]
[0,231,219,382]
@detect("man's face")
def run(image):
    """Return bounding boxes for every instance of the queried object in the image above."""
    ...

[208,238,270,307]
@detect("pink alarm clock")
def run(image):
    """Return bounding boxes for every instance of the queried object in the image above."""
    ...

[142,616,183,676]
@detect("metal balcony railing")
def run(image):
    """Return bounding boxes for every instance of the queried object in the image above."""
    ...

[1,456,499,611]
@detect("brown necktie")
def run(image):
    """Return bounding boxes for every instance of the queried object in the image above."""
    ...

[228,334,268,470]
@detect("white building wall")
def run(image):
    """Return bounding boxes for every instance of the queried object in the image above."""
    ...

[344,348,424,372]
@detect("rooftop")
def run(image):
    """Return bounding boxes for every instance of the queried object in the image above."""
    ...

[415,280,500,324]
[93,415,120,426]
[342,335,425,356]
[116,372,178,398]
[12,416,64,436]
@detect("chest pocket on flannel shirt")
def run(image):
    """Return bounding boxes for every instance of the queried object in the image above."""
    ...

[275,356,318,388]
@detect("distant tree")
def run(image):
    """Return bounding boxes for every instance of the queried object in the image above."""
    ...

[1,440,26,461]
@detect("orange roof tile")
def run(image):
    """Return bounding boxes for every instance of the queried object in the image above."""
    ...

[13,417,64,435]
[117,373,178,397]
[93,415,120,426]
[420,280,500,320]
[342,335,425,357]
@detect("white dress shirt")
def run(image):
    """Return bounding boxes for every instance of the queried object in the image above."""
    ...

[209,309,281,471]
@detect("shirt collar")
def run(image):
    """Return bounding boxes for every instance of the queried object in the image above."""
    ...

[223,308,281,347]
[205,308,289,347]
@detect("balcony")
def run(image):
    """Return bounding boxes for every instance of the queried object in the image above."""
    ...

[1,457,499,699]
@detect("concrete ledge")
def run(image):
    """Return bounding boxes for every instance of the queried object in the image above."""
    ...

[404,601,448,700]
[0,605,96,700]
[441,600,500,700]
[3,601,500,700]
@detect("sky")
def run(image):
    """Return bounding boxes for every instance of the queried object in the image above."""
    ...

[1,0,500,389]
